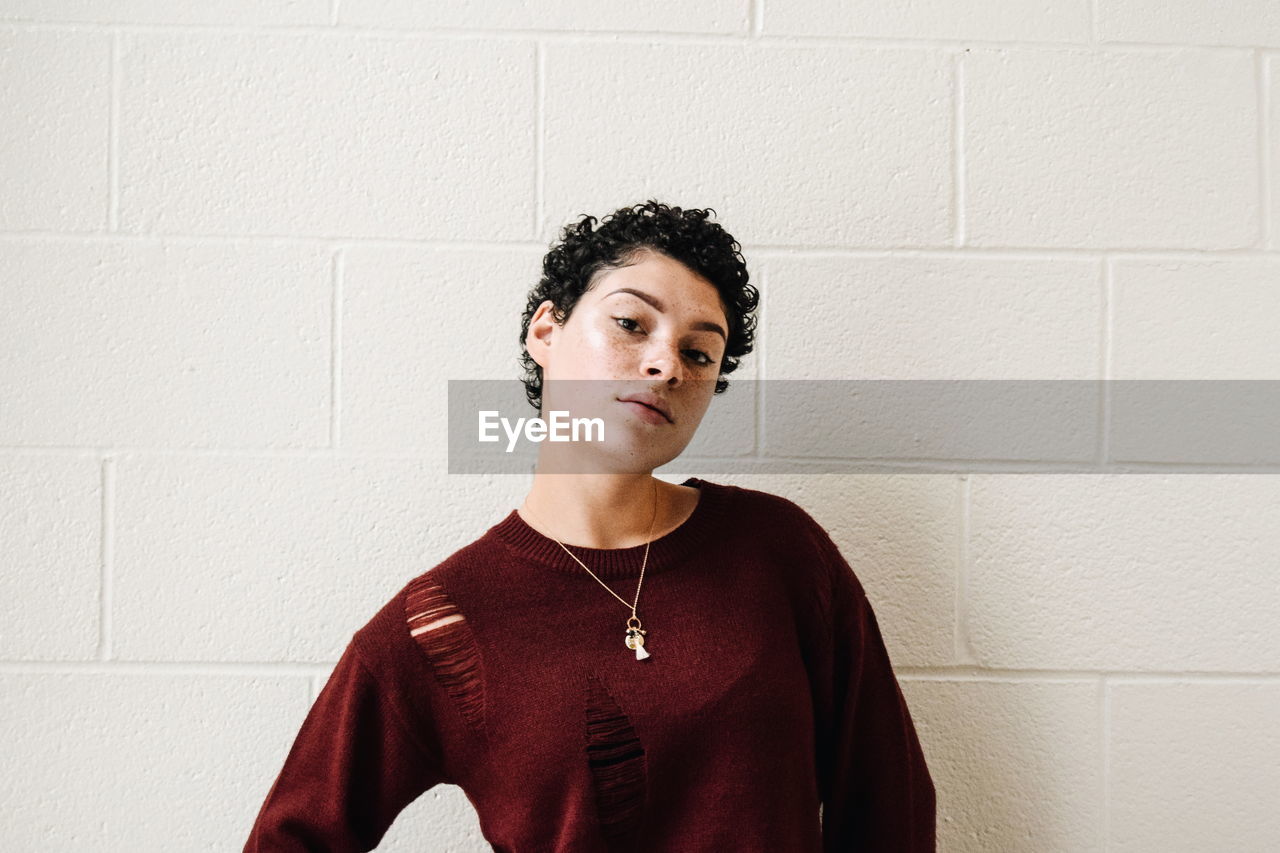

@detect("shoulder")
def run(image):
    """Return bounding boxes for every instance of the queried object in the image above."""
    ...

[714,482,872,642]
[710,480,847,573]
[717,480,866,598]
[353,526,500,662]
[714,480,831,543]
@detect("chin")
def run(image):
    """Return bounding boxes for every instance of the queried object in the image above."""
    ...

[569,425,684,474]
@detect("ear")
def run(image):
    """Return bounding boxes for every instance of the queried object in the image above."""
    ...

[525,300,560,370]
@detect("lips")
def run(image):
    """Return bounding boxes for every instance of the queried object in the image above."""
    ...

[618,394,673,423]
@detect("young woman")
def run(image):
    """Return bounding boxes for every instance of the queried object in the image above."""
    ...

[244,200,936,851]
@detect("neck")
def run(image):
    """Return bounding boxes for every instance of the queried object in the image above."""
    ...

[520,472,664,550]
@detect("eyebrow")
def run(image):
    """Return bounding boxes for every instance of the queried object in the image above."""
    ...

[605,288,727,340]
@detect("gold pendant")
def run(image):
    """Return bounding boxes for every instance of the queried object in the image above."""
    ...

[625,617,650,660]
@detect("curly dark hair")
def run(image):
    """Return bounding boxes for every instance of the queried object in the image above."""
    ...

[518,199,759,412]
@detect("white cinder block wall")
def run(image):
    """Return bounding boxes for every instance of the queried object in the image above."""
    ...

[2,1,1277,850]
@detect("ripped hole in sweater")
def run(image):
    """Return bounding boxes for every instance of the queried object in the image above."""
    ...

[584,672,647,843]
[406,573,486,735]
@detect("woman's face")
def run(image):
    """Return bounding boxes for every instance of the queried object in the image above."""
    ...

[525,249,729,472]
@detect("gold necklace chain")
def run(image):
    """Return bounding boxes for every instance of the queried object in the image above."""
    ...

[519,478,658,615]
[519,478,660,660]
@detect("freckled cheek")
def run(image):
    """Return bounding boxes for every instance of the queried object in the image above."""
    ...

[577,328,633,371]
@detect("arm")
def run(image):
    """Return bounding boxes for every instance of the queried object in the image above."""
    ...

[243,636,446,852]
[814,525,937,851]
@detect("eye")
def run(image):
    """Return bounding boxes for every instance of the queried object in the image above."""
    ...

[685,350,714,366]
[615,317,716,367]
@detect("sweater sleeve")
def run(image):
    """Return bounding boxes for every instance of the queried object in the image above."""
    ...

[243,634,446,852]
[812,522,937,852]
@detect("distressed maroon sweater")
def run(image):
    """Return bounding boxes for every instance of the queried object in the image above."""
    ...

[244,477,936,851]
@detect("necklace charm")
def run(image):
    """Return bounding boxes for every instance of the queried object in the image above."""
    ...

[625,617,650,661]
[520,483,661,664]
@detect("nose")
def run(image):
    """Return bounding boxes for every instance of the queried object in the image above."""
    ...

[642,340,684,385]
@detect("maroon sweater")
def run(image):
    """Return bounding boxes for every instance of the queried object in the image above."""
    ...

[244,477,935,851]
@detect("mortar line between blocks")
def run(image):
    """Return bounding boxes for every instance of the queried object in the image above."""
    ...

[952,51,966,247]
[535,41,544,239]
[100,456,115,661]
[4,230,1272,258]
[956,475,974,664]
[331,250,344,450]
[755,266,767,457]
[1102,677,1112,852]
[1100,257,1113,466]
[108,30,120,231]
[1259,51,1272,249]
[5,22,1270,53]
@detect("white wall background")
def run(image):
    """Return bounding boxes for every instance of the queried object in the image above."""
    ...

[2,1,1278,850]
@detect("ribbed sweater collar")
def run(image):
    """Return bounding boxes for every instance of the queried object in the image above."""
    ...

[490,477,729,579]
